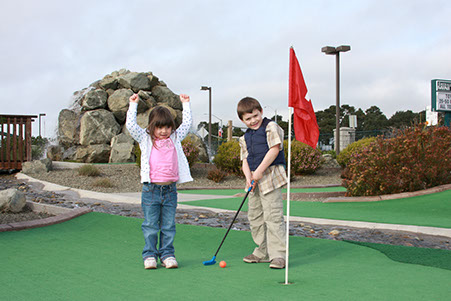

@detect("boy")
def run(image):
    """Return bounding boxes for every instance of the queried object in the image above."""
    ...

[237,96,287,269]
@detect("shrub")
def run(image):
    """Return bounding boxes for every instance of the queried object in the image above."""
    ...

[283,140,323,175]
[93,178,114,188]
[78,164,101,177]
[336,137,377,168]
[207,167,228,183]
[213,140,243,176]
[321,150,336,159]
[182,137,200,167]
[31,136,49,160]
[342,124,451,196]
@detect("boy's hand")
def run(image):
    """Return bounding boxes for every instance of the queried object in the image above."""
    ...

[252,170,264,183]
[180,94,190,103]
[129,94,139,103]
[246,179,257,192]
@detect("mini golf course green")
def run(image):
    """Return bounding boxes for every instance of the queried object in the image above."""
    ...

[179,186,347,196]
[181,190,451,228]
[1,212,450,300]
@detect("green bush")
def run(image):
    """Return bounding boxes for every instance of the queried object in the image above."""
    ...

[181,137,200,167]
[213,140,243,176]
[336,137,377,168]
[321,150,336,159]
[78,165,101,177]
[283,140,323,175]
[342,124,451,196]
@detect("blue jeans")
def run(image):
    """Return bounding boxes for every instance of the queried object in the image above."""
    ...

[141,182,177,261]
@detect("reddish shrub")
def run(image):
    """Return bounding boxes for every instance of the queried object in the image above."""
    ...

[342,124,451,196]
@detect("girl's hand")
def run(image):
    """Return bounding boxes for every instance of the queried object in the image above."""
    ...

[129,94,139,103]
[180,94,190,103]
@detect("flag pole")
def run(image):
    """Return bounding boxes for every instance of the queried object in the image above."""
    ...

[285,106,293,285]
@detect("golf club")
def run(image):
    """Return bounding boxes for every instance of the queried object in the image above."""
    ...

[203,181,255,266]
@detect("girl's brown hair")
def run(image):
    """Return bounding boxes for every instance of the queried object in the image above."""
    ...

[146,106,176,144]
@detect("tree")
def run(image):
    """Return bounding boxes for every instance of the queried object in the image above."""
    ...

[388,110,421,128]
[362,106,388,131]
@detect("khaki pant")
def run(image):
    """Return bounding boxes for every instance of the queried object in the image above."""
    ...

[247,186,286,260]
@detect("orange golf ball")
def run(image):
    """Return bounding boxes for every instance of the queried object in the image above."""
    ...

[219,261,227,268]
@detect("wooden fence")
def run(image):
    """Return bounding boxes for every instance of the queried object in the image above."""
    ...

[0,114,37,170]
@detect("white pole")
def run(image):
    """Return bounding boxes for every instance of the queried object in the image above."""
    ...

[285,107,293,285]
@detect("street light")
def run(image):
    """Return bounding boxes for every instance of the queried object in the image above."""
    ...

[38,113,46,137]
[264,106,278,123]
[321,45,351,155]
[204,113,223,128]
[200,86,212,158]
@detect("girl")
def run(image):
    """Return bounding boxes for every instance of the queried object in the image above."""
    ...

[126,93,193,269]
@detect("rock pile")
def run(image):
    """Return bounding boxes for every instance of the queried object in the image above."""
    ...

[48,69,203,163]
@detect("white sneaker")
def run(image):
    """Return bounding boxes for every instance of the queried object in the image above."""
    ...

[161,257,178,269]
[144,257,157,269]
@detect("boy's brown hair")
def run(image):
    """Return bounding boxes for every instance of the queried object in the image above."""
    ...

[237,97,263,120]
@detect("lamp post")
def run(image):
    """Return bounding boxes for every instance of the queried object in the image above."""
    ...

[200,86,212,157]
[38,113,46,137]
[264,106,278,123]
[321,45,350,155]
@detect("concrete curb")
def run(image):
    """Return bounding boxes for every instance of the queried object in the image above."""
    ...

[0,201,92,232]
[325,184,451,202]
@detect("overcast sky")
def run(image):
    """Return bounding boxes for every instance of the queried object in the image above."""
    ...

[2,0,450,138]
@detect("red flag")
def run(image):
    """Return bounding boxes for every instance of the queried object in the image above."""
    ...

[288,47,319,149]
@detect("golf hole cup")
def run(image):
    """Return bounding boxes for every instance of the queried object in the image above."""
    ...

[219,261,227,268]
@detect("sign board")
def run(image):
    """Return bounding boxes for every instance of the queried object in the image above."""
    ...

[431,79,451,112]
[426,106,438,126]
[197,126,208,139]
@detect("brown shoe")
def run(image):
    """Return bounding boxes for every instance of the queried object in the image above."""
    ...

[243,254,271,263]
[269,258,285,269]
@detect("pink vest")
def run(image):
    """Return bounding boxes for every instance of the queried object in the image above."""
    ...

[149,138,179,182]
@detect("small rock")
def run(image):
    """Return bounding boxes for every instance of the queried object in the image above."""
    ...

[329,230,340,236]
[199,214,207,219]
[0,188,26,213]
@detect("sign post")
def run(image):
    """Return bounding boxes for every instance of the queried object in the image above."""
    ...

[431,79,451,126]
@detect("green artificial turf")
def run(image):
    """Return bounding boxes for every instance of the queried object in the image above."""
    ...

[182,190,451,228]
[1,212,450,300]
[179,186,346,196]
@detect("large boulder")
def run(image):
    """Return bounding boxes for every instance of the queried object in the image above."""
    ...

[0,188,26,213]
[79,109,121,145]
[74,144,112,163]
[109,133,135,163]
[107,89,134,124]
[82,89,108,111]
[58,109,80,147]
[151,86,183,110]
[117,72,155,92]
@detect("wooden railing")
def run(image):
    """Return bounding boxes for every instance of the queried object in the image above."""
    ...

[0,114,37,170]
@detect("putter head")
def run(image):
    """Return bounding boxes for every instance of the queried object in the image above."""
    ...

[203,256,216,266]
